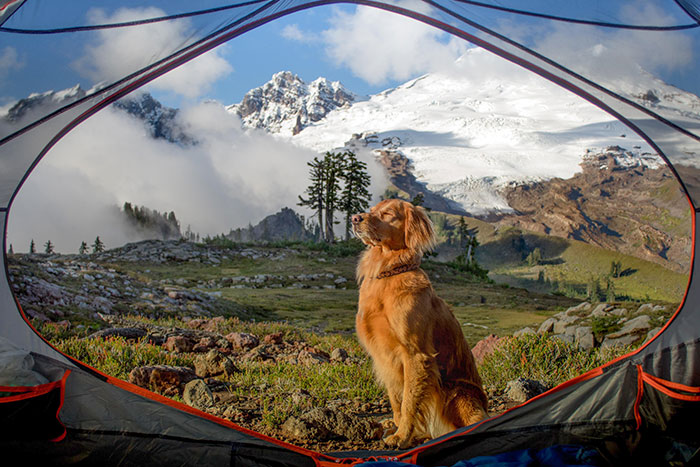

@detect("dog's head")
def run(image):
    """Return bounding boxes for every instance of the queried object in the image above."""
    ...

[352,199,435,254]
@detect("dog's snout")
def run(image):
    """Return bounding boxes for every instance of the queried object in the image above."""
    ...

[351,214,364,225]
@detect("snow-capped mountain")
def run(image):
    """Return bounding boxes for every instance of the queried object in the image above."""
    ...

[226,49,700,216]
[226,71,356,135]
[3,84,87,123]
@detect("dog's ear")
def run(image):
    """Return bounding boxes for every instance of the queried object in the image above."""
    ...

[404,203,436,253]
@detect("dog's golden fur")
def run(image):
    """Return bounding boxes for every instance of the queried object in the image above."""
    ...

[352,199,488,449]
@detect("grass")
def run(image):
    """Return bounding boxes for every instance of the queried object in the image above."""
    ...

[54,335,195,381]
[479,333,633,392]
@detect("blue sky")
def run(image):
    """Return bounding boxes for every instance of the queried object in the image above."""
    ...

[1,1,699,109]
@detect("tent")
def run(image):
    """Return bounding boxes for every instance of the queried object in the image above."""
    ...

[1,1,700,465]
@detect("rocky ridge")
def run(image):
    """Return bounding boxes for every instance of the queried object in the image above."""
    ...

[226,71,356,135]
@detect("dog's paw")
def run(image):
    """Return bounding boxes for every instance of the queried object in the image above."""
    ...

[382,433,421,450]
[380,418,397,436]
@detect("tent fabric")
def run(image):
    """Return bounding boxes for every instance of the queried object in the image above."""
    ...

[1,1,700,465]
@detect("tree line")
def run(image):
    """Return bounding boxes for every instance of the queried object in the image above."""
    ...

[298,150,372,243]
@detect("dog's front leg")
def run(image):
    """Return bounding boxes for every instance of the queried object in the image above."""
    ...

[383,352,438,449]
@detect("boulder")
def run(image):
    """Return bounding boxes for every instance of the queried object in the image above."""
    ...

[574,326,595,350]
[471,334,505,365]
[163,335,195,353]
[505,378,548,402]
[183,379,215,410]
[537,318,556,334]
[226,332,260,350]
[195,349,239,378]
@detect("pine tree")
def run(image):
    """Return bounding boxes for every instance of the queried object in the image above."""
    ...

[92,236,104,254]
[44,240,54,254]
[298,156,327,242]
[410,192,425,206]
[322,151,343,243]
[526,247,542,266]
[78,241,88,255]
[8,244,13,255]
[29,239,36,254]
[338,151,372,240]
[609,260,622,278]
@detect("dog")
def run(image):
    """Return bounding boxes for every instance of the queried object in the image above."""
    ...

[351,198,488,449]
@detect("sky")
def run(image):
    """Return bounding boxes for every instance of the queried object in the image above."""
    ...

[1,0,699,253]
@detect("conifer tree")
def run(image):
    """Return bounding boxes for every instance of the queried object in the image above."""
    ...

[298,156,327,242]
[339,151,372,240]
[92,236,104,254]
[44,240,54,254]
[79,241,88,255]
[322,151,343,243]
[29,239,35,254]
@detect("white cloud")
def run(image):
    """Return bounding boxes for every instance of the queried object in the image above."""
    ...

[7,100,321,253]
[321,4,468,85]
[0,46,23,80]
[532,3,694,83]
[281,24,319,44]
[73,7,232,99]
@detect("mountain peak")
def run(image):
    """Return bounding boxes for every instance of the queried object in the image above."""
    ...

[227,71,355,135]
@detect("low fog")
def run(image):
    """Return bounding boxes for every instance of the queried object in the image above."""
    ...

[6,99,387,254]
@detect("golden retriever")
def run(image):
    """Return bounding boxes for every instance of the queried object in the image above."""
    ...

[351,198,488,449]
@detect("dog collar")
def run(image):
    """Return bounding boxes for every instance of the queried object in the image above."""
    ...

[376,263,420,279]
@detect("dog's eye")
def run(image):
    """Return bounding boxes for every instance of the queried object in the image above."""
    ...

[381,212,395,221]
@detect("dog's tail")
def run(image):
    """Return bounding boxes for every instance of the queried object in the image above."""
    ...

[437,380,488,435]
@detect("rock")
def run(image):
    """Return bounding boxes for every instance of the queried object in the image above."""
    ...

[263,332,284,345]
[183,379,215,410]
[192,336,218,353]
[513,327,535,337]
[574,326,595,350]
[241,346,275,363]
[163,335,194,353]
[471,334,505,365]
[537,318,556,334]
[226,332,259,350]
[643,327,663,344]
[505,378,548,402]
[330,348,349,362]
[606,315,652,340]
[280,407,382,442]
[591,303,611,318]
[637,303,662,314]
[552,334,575,344]
[564,302,591,315]
[553,315,578,334]
[128,365,197,396]
[88,327,147,341]
[298,348,330,365]
[610,308,628,317]
[601,334,640,348]
[195,349,239,378]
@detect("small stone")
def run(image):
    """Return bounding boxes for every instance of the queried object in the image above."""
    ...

[330,348,349,362]
[505,378,547,402]
[183,379,215,410]
[538,318,556,334]
[226,332,260,350]
[163,335,194,353]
